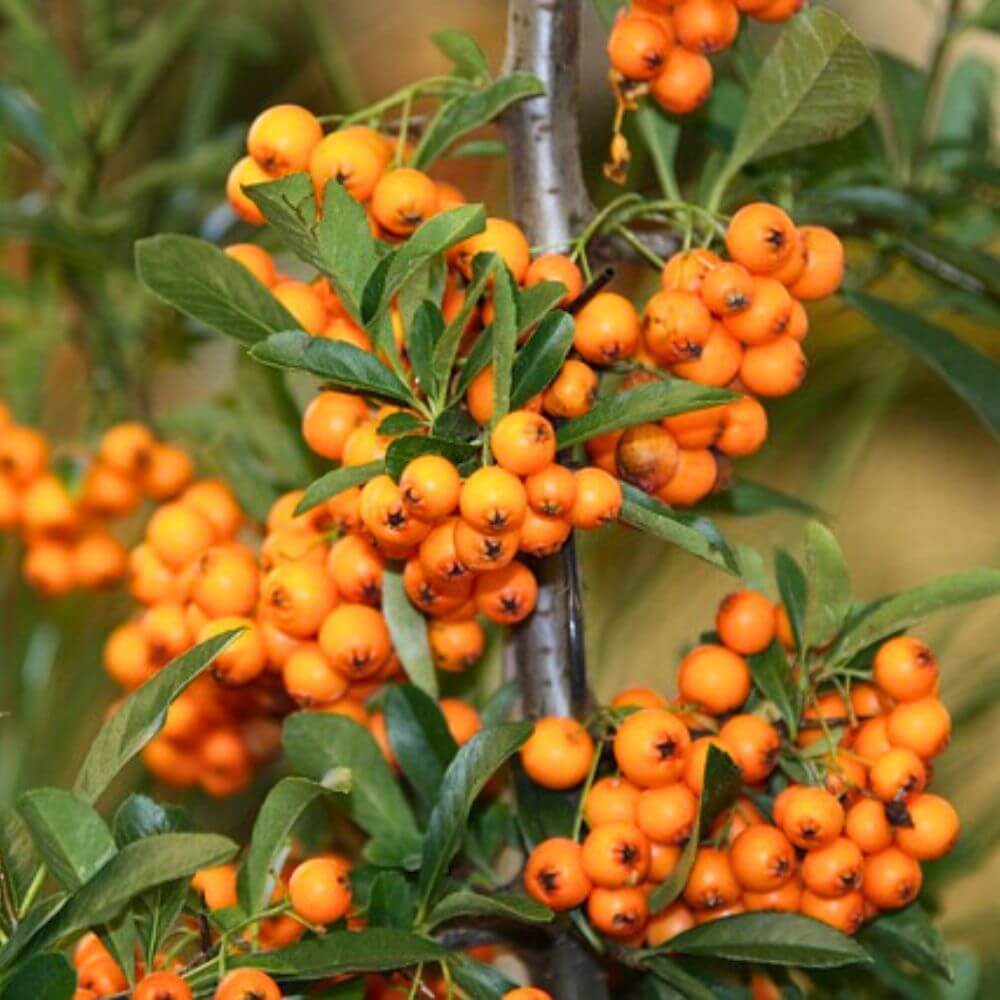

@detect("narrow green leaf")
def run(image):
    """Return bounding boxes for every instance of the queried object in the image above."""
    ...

[382,569,439,697]
[449,953,518,998]
[774,549,808,655]
[700,479,824,518]
[74,631,241,804]
[749,642,800,740]
[294,461,384,517]
[0,808,38,912]
[0,84,56,164]
[644,956,717,1000]
[510,312,576,409]
[427,890,552,930]
[804,522,852,650]
[0,952,75,1000]
[367,871,416,930]
[636,102,681,200]
[874,52,927,169]
[431,29,490,80]
[0,896,69,973]
[860,904,953,982]
[408,301,444,399]
[489,264,519,434]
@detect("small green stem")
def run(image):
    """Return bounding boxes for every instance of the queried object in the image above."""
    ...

[17,864,46,919]
[571,737,605,841]
[611,224,665,270]
[916,0,963,164]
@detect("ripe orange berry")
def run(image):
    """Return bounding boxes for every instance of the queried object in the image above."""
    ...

[104,621,154,690]
[788,226,844,301]
[656,448,717,507]
[200,617,266,685]
[646,901,695,947]
[672,323,742,387]
[282,644,348,706]
[99,421,155,476]
[343,417,393,468]
[726,203,797,275]
[649,841,683,881]
[371,168,439,236]
[573,293,641,365]
[677,644,751,715]
[799,889,865,933]
[460,466,527,534]
[520,716,595,790]
[190,546,258,618]
[611,687,668,711]
[503,990,553,1000]
[319,604,391,679]
[288,855,351,925]
[636,783,698,845]
[730,824,796,892]
[683,847,741,912]
[723,276,793,345]
[491,411,557,477]
[717,396,768,457]
[587,886,649,937]
[643,290,712,365]
[475,560,538,624]
[200,726,253,797]
[715,590,775,655]
[752,0,807,22]
[309,130,384,203]
[319,315,372,351]
[873,636,938,702]
[77,956,127,996]
[581,821,650,888]
[225,156,273,224]
[247,104,323,175]
[455,218,532,283]
[439,698,482,745]
[182,480,243,539]
[20,474,79,535]
[608,11,671,79]
[261,561,338,638]
[777,786,844,849]
[701,262,754,318]
[524,838,593,910]
[683,737,731,797]
[542,359,598,419]
[570,467,622,529]
[224,243,277,288]
[133,971,192,1000]
[71,530,128,590]
[361,474,431,550]
[429,618,485,672]
[214,969,281,1000]
[146,504,214,575]
[743,877,802,913]
[869,748,927,802]
[863,846,922,910]
[719,714,780,783]
[525,254,584,306]
[673,0,740,54]
[142,602,192,663]
[454,519,520,572]
[613,709,692,788]
[326,534,381,605]
[844,798,893,855]
[273,279,327,334]
[853,715,892,762]
[302,391,368,461]
[661,248,721,294]
[419,518,470,585]
[518,507,572,558]
[399,455,461,520]
[615,422,680,494]
[585,777,641,827]
[886,698,951,759]
[895,793,959,861]
[740,335,807,397]
[327,486,363,532]
[801,836,864,898]
[403,557,470,617]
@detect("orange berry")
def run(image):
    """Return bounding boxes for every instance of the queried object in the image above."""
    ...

[454,218,532,283]
[524,838,592,910]
[133,972,192,1000]
[869,748,927,802]
[214,969,281,1000]
[740,335,807,397]
[802,836,864,898]
[319,604,392,679]
[886,698,951,759]
[518,507,571,558]
[288,855,351,925]
[610,687,668,711]
[524,254,584,306]
[99,421,155,476]
[650,48,713,114]
[77,956,127,996]
[273,279,327,334]
[787,226,844,301]
[862,846,922,910]
[141,602,192,663]
[200,617,266,685]
[20,474,79,535]
[673,0,740,54]
[587,886,649,937]
[777,786,844,849]
[701,262,754,317]
[542,359,598,419]
[607,11,671,80]
[615,422,680,494]
[683,847,741,912]
[581,821,650,888]
[302,391,368,461]
[730,824,796,892]
[474,560,538,624]
[570,467,622,529]
[649,841,683,881]
[190,545,258,618]
[661,248,721,294]
[719,714,780,783]
[283,643,348,706]
[585,777,641,828]
[439,698,482,745]
[491,411,557,477]
[460,466,527,534]
[399,455,461,520]
[360,474,432,550]
[672,323,742,387]
[643,289,712,365]
[181,480,243,539]
[717,396,768,457]
[726,203,797,275]
[403,557,470,617]
[309,130,384,203]
[895,794,959,861]
[520,716,595,790]
[371,168,438,236]
[723,276,793,345]
[613,709,692,788]
[743,877,802,913]
[799,889,865,934]
[261,562,338,638]
[224,243,277,288]
[104,621,154,690]
[646,901,695,947]
[853,715,892,762]
[573,293,640,365]
[328,533,384,605]
[873,636,939,702]
[636,783,698,846]
[225,156,273,224]
[247,104,323,175]
[429,618,486,673]
[715,590,775,655]
[677,644,751,715]
[844,798,893,855]
[71,530,128,589]
[656,448,717,507]
[454,519,520,572]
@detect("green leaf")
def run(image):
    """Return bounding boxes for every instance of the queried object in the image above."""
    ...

[0,84,56,164]
[295,461,383,517]
[974,0,1000,29]
[874,52,928,170]
[408,301,444,399]
[452,138,507,158]
[933,55,995,163]
[648,746,741,912]
[0,952,75,1000]
[384,436,478,482]
[362,836,423,871]
[427,890,552,930]
[417,722,532,909]
[383,685,457,813]
[900,233,1000,299]
[635,102,681,200]
[832,568,1000,665]
[481,679,521,728]
[0,896,68,972]
[644,956,717,1000]
[283,712,422,846]
[619,486,738,575]
[230,929,446,978]
[700,479,824,518]
[860,904,953,982]
[516,280,568,335]
[749,642,800,740]
[844,292,1000,437]
[556,381,735,449]
[0,808,38,912]
[509,312,576,409]
[34,835,236,952]
[239,777,346,916]
[74,631,241,804]
[664,912,872,968]
[366,871,416,930]
[489,265,519,434]
[378,412,424,436]
[714,9,879,199]
[17,790,116,891]
[774,549,808,655]
[804,521,852,650]
[413,74,544,167]
[511,761,575,848]
[250,331,415,406]
[381,569,439,697]
[432,29,489,79]
[449,953,518,998]
[135,235,297,346]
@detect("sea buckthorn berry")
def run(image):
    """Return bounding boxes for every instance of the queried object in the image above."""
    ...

[853,715,892,762]
[863,846,922,910]
[673,0,740,54]
[224,243,277,288]
[261,562,338,638]
[403,557,470,617]
[730,824,796,892]
[99,421,155,475]
[525,838,592,910]
[302,391,368,461]
[656,448,717,507]
[672,323,742,387]
[717,396,768,457]
[869,748,927,802]
[133,972,192,1000]
[521,716,595,790]
[887,698,951,759]
[419,518,470,584]
[739,335,807,397]
[677,644,751,715]
[615,422,680,494]
[610,686,668,711]
[643,290,712,364]
[142,602,192,662]
[104,622,154,690]
[778,786,844,849]
[724,277,793,345]
[636,783,698,845]
[646,901,695,947]
[586,777,641,827]
[873,636,939,702]
[454,218,532,283]
[650,47,714,114]
[226,156,273,224]
[701,262,754,317]
[247,104,323,175]
[788,226,845,301]
[436,699,481,748]
[71,530,128,590]
[573,292,641,365]
[726,203,797,274]
[474,560,539,624]
[570,467,622,529]
[850,682,887,720]
[309,129,384,203]
[587,886,649,937]
[77,956,128,996]
[328,533,384,605]
[344,422,392,470]
[542,359,598,418]
[525,254,584,306]
[371,167,438,236]
[715,590,776,655]
[460,466,527,534]
[661,248,720,294]
[823,753,868,806]
[743,877,802,913]
[719,714,780,783]
[491,411,557,477]
[613,709,692,787]
[214,969,281,1000]
[454,519,520,572]
[288,855,351,925]
[607,10,671,79]
[752,0,807,22]
[802,836,864,898]
[429,618,485,672]
[518,508,571,558]
[649,841,683,881]
[845,798,893,855]
[273,279,327,335]
[192,864,239,911]
[582,821,650,888]
[361,474,431,549]
[190,546,258,618]
[399,455,461,520]
[201,617,266,685]
[800,889,865,934]
[182,479,243,539]
[683,847,741,911]
[895,794,960,861]
[21,475,79,535]
[319,604,391,679]
[786,299,809,342]
[283,644,348,706]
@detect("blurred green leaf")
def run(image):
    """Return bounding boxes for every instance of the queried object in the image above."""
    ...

[932,56,996,165]
[861,904,953,982]
[434,253,497,398]
[431,29,489,80]
[0,85,55,164]
[449,952,518,998]
[774,548,808,655]
[0,951,74,1000]
[643,956,716,1000]
[0,808,37,913]
[381,571,439,698]
[700,479,824,518]
[636,102,681,200]
[973,0,1000,28]
[805,521,852,649]
[874,51,927,172]
[427,890,552,930]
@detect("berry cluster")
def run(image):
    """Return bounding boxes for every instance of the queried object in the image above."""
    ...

[608,0,806,116]
[0,407,193,596]
[520,589,958,942]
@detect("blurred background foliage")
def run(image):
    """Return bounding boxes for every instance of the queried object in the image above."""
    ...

[0,0,997,992]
